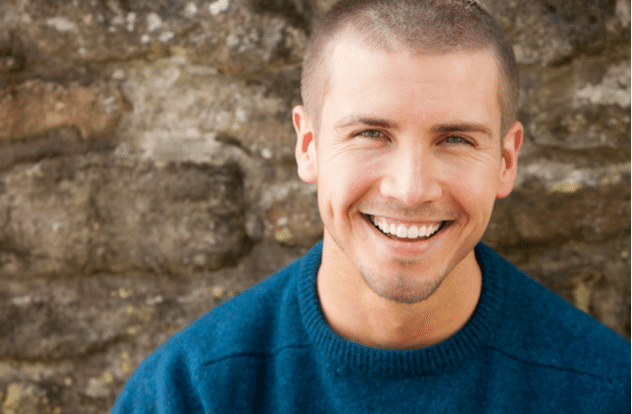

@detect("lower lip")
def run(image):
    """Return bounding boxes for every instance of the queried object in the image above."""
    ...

[362,214,449,256]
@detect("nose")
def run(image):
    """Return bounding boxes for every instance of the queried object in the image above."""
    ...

[379,146,442,205]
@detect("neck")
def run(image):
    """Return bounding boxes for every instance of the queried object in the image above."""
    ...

[317,238,482,350]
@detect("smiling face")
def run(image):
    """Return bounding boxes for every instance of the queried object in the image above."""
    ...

[294,35,522,304]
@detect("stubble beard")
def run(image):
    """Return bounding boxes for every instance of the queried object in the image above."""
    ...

[357,259,448,304]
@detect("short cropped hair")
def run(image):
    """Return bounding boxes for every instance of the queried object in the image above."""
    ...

[301,0,519,137]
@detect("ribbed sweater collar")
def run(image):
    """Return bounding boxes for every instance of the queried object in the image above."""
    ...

[297,241,505,378]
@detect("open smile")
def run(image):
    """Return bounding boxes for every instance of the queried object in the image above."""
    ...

[363,214,449,241]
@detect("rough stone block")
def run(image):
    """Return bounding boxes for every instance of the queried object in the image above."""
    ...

[89,158,248,274]
[0,241,307,361]
[117,60,297,164]
[265,186,322,246]
[0,158,93,276]
[0,0,307,76]
[485,0,624,66]
[0,154,248,276]
[486,180,630,245]
[1,382,52,414]
[521,56,630,152]
[0,127,115,169]
[0,80,126,142]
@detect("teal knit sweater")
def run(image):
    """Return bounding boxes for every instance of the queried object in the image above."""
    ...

[112,242,630,413]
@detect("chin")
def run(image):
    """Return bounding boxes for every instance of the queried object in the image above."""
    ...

[355,257,450,304]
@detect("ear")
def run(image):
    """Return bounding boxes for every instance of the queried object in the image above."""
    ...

[496,121,523,199]
[292,105,318,184]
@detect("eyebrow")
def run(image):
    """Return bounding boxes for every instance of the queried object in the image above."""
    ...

[431,122,494,139]
[333,115,494,138]
[333,115,399,131]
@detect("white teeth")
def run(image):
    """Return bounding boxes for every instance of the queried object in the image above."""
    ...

[428,223,441,236]
[372,216,389,234]
[368,215,443,240]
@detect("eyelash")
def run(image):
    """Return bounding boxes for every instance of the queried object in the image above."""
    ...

[354,130,474,147]
[356,129,387,139]
[441,135,474,146]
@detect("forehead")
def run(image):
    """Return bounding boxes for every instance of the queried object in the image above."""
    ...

[321,33,501,133]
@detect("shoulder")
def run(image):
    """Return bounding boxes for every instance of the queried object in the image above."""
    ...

[164,255,305,362]
[111,254,308,413]
[477,244,630,398]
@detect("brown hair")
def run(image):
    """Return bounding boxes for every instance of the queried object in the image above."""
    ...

[301,0,519,136]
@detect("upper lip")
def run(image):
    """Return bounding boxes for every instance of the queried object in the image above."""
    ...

[363,213,448,226]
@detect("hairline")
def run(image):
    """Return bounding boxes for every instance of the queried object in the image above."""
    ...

[305,33,512,144]
[301,2,520,143]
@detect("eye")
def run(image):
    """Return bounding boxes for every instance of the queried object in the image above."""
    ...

[357,129,386,139]
[441,135,473,146]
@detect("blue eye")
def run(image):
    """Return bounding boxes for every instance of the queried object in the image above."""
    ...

[443,135,471,145]
[359,129,384,138]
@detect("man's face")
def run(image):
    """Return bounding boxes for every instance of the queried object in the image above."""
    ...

[295,35,521,304]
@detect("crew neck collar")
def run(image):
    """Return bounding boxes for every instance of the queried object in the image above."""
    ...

[297,241,505,378]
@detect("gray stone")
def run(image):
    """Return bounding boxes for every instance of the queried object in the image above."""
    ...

[264,183,322,246]
[115,59,298,164]
[520,55,630,151]
[486,179,630,245]
[0,154,248,277]
[0,0,307,76]
[486,0,623,66]
[0,241,307,360]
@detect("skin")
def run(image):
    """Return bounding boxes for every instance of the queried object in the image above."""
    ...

[293,33,522,350]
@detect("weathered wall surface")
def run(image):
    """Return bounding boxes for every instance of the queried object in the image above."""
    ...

[0,0,629,412]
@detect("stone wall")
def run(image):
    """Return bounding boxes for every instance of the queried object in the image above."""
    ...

[0,0,629,412]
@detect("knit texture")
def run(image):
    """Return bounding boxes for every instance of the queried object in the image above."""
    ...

[111,242,631,413]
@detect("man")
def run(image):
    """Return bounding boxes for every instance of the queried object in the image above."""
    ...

[112,0,630,412]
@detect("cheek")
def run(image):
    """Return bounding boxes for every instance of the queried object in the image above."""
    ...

[440,159,501,208]
[317,151,383,213]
